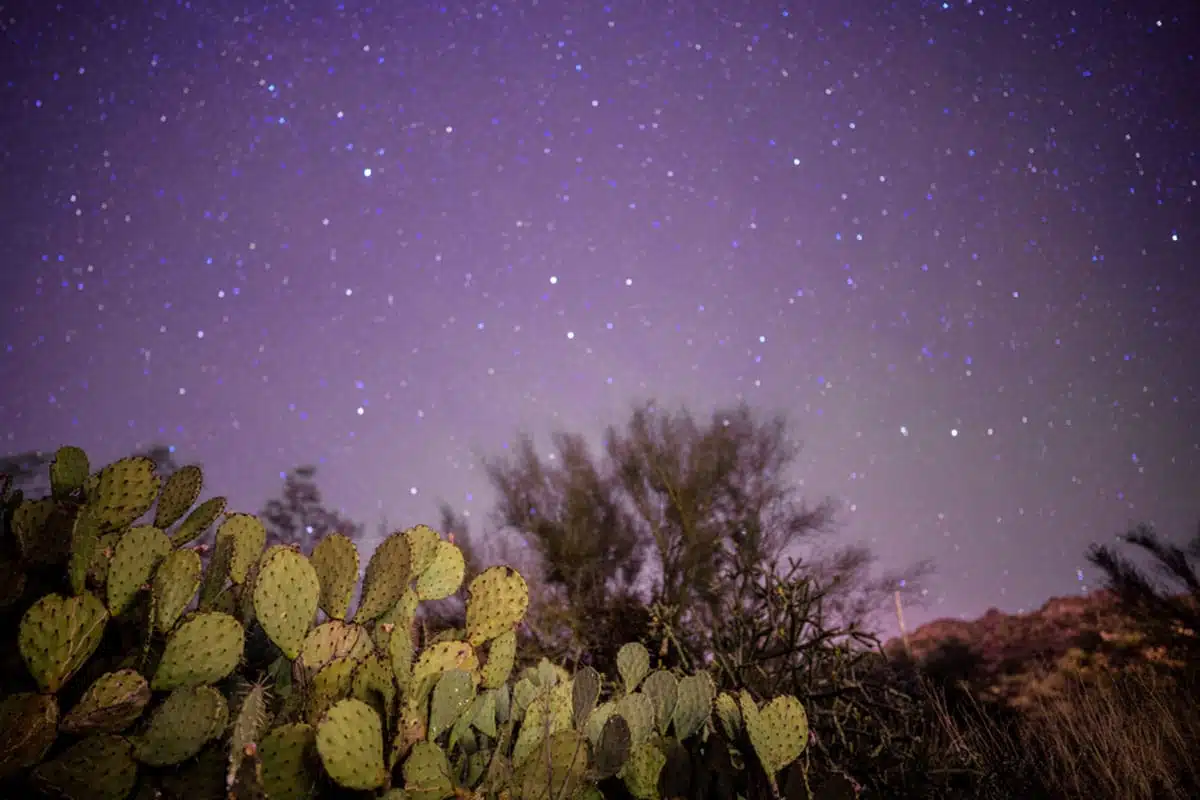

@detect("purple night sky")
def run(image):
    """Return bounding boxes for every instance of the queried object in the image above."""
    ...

[2,1,1196,630]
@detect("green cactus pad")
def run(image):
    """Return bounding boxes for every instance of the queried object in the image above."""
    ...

[0,692,59,780]
[517,729,590,800]
[68,505,103,595]
[315,698,388,790]
[106,524,172,616]
[253,547,320,660]
[12,497,57,563]
[512,680,573,768]
[594,713,632,779]
[641,670,678,734]
[19,591,109,693]
[152,548,203,633]
[90,456,161,532]
[429,669,476,741]
[714,692,742,739]
[374,586,419,654]
[480,628,517,690]
[153,464,204,529]
[622,741,667,800]
[50,446,90,499]
[215,513,267,584]
[572,665,602,727]
[410,641,479,709]
[403,524,442,575]
[260,723,319,800]
[402,740,455,800]
[310,532,359,619]
[616,642,651,695]
[88,532,121,589]
[197,528,233,610]
[152,611,245,690]
[305,656,359,723]
[158,743,225,800]
[585,701,616,748]
[415,539,466,601]
[353,530,413,623]
[134,685,228,767]
[169,495,227,547]
[228,683,270,788]
[298,620,374,678]
[467,689,498,738]
[672,672,715,740]
[351,653,397,721]
[388,620,415,693]
[30,734,137,800]
[614,692,655,749]
[61,669,151,734]
[465,565,529,646]
[742,693,808,777]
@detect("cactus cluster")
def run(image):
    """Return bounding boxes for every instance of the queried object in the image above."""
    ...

[0,448,818,799]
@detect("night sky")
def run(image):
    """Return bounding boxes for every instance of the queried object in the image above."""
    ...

[2,1,1197,631]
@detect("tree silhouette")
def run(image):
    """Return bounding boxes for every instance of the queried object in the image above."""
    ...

[477,399,931,675]
[1087,521,1200,663]
[260,465,363,551]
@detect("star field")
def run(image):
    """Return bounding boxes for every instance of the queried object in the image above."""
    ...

[1,0,1197,630]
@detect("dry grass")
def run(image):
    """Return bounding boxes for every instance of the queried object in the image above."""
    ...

[927,665,1200,800]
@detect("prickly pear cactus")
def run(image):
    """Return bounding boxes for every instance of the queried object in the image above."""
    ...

[315,698,388,790]
[353,530,413,623]
[30,734,138,800]
[742,692,809,787]
[134,685,229,767]
[18,591,108,693]
[465,565,529,646]
[61,669,151,734]
[153,464,204,529]
[253,546,320,659]
[152,547,203,633]
[0,692,59,779]
[616,642,651,695]
[170,495,227,547]
[151,611,245,690]
[106,524,172,616]
[414,538,465,601]
[310,532,359,620]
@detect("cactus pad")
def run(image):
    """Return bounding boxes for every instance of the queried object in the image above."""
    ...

[305,657,359,723]
[68,505,102,595]
[19,591,108,693]
[133,685,228,767]
[572,665,602,727]
[429,669,476,741]
[614,692,655,749]
[153,464,204,529]
[465,565,529,646]
[61,669,151,734]
[616,642,650,695]
[351,653,397,721]
[672,672,715,740]
[106,524,172,616]
[353,530,412,623]
[402,740,455,800]
[169,495,227,547]
[641,670,678,734]
[30,734,137,800]
[12,498,57,562]
[260,723,319,800]
[50,446,90,499]
[714,692,742,739]
[0,692,59,779]
[594,713,632,779]
[315,698,388,790]
[253,547,320,659]
[512,680,573,768]
[310,532,359,619]
[216,513,267,584]
[403,524,442,575]
[410,641,478,708]
[89,456,161,532]
[622,741,667,800]
[480,628,517,690]
[415,539,466,601]
[742,693,808,778]
[517,729,589,800]
[298,620,374,677]
[152,548,203,633]
[261,724,319,800]
[152,611,245,690]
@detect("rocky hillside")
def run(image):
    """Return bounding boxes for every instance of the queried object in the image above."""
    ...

[883,589,1185,708]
